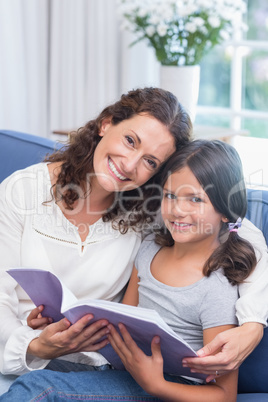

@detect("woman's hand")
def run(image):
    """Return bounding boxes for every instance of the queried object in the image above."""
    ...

[27,305,53,329]
[182,323,264,383]
[27,314,110,360]
[108,323,166,395]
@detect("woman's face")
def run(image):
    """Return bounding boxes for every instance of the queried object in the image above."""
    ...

[93,114,176,193]
[161,166,227,249]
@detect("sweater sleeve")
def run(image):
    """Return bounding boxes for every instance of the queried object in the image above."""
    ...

[0,172,50,375]
[236,218,268,326]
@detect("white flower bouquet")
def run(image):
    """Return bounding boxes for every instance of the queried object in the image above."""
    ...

[117,0,248,66]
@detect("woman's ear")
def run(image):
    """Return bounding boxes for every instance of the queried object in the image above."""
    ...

[221,216,229,223]
[99,118,112,137]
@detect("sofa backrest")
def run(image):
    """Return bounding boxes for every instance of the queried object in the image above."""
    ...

[0,130,58,182]
[246,188,268,245]
[238,189,268,394]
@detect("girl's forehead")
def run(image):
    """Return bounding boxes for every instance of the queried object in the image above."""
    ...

[166,166,197,184]
[164,167,205,194]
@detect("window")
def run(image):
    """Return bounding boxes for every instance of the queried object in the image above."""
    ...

[195,0,268,187]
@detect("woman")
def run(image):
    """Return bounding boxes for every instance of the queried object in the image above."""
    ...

[0,87,191,392]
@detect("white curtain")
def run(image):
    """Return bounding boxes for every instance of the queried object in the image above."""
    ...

[49,0,123,133]
[0,0,49,137]
[0,0,158,138]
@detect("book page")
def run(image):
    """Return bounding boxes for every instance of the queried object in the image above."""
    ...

[63,300,204,379]
[8,268,77,322]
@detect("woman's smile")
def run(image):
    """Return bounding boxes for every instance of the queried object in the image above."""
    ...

[93,114,175,193]
[107,157,130,182]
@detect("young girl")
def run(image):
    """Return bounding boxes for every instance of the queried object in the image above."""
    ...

[1,140,257,401]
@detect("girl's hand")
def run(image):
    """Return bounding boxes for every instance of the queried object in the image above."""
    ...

[108,323,166,395]
[27,314,110,360]
[182,323,264,383]
[27,305,53,330]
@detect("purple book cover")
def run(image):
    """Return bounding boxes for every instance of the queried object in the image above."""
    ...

[8,268,205,380]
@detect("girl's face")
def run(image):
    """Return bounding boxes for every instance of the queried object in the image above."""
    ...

[93,114,176,193]
[161,166,227,247]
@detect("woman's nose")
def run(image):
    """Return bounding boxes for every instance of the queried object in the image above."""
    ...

[121,153,140,173]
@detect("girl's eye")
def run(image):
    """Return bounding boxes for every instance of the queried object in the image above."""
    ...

[145,158,157,169]
[191,196,202,203]
[125,135,135,146]
[164,192,176,200]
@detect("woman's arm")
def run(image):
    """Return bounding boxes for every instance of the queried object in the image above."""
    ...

[0,176,33,374]
[236,218,268,326]
[183,219,267,378]
[182,322,263,382]
[0,173,110,374]
[108,323,238,402]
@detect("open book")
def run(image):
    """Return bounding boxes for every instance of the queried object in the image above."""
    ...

[8,268,205,380]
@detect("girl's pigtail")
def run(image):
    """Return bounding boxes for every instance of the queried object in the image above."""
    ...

[204,220,257,285]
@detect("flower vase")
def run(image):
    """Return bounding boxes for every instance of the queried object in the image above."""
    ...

[160,65,200,123]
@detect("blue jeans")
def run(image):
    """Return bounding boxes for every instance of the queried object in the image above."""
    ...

[0,374,18,396]
[0,360,110,397]
[0,369,199,401]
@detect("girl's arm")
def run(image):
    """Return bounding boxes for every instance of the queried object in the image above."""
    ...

[108,323,238,402]
[122,267,139,306]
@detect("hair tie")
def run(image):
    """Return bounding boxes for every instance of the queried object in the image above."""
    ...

[228,217,242,233]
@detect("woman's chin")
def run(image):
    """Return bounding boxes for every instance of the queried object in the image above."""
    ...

[96,175,133,193]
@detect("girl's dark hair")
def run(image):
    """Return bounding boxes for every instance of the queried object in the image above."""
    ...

[45,87,192,232]
[155,139,257,285]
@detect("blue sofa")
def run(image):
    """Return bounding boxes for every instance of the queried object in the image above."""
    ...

[0,130,58,182]
[238,188,268,401]
[0,130,267,400]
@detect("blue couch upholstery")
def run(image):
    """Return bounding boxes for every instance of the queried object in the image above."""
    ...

[0,130,58,182]
[0,130,267,400]
[237,188,268,401]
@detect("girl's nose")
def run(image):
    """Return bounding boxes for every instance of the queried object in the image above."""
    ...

[172,198,189,217]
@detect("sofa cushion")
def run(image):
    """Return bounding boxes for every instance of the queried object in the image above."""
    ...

[0,130,58,182]
[237,394,268,401]
[238,327,268,394]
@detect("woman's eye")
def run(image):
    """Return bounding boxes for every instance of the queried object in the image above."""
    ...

[125,135,135,146]
[145,159,157,169]
[192,197,202,203]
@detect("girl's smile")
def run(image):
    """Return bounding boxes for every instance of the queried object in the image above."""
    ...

[161,166,226,248]
[169,221,194,231]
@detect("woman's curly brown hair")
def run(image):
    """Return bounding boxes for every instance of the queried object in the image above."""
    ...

[45,87,192,233]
